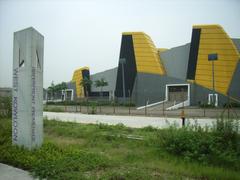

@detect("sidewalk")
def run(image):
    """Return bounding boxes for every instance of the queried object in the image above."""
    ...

[0,163,33,180]
[43,112,216,128]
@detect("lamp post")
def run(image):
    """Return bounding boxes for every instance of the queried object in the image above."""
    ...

[119,58,126,103]
[208,53,218,107]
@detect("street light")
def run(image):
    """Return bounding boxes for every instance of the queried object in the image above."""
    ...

[119,58,126,103]
[208,53,218,107]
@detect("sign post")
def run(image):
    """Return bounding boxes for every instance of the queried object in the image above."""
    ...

[12,27,44,149]
[208,53,218,107]
[119,58,126,104]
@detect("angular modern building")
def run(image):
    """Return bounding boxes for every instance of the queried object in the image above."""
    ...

[70,24,240,108]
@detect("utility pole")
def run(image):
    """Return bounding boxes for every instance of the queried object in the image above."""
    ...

[208,53,218,107]
[119,58,126,104]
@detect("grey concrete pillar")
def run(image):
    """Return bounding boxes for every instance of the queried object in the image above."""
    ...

[12,27,44,149]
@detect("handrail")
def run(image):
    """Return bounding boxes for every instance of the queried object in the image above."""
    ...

[229,96,240,104]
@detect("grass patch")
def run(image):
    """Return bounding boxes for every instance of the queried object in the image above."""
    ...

[0,117,240,179]
[157,118,240,170]
[44,106,64,112]
[46,100,136,107]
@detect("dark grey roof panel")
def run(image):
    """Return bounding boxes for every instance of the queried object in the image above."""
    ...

[90,67,118,92]
[160,43,190,80]
[232,38,240,52]
[228,61,240,102]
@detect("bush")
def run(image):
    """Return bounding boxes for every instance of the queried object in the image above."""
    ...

[0,96,12,118]
[43,107,64,112]
[46,100,136,107]
[90,103,96,114]
[157,117,240,170]
[0,118,111,179]
[199,102,215,108]
[223,102,240,108]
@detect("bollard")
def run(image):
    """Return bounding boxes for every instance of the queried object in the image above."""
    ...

[87,98,89,114]
[145,99,147,116]
[113,102,115,114]
[64,101,67,112]
[227,95,230,119]
[128,90,131,115]
[162,100,165,116]
[181,109,185,127]
[203,103,206,117]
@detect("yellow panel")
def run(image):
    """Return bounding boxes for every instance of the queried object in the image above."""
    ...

[133,44,155,48]
[198,49,237,55]
[71,67,89,98]
[135,51,161,55]
[200,38,231,44]
[196,64,235,71]
[195,74,232,80]
[198,54,239,60]
[193,24,222,29]
[200,33,227,39]
[158,48,168,53]
[122,32,166,75]
[134,48,156,52]
[199,44,234,50]
[193,24,239,95]
[133,39,149,44]
[201,28,225,34]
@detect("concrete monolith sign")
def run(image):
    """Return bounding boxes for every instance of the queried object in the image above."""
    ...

[12,27,44,149]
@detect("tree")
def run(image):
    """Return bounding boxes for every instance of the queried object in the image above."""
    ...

[47,81,68,100]
[80,77,92,97]
[95,78,108,98]
[55,82,67,92]
[47,81,55,100]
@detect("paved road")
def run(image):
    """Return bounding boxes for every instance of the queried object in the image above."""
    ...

[44,112,216,128]
[0,163,33,180]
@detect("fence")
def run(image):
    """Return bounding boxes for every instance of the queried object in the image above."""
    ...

[44,101,240,119]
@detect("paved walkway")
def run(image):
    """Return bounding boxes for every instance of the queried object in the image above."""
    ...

[44,112,216,128]
[0,163,33,180]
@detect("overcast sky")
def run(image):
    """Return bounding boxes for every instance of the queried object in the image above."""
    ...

[0,0,239,88]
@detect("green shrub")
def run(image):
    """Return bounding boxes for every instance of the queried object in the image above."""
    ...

[0,96,12,118]
[90,102,97,114]
[199,102,215,108]
[223,103,240,108]
[0,119,111,179]
[141,126,158,132]
[1,118,240,179]
[46,100,136,107]
[44,107,64,112]
[157,117,240,170]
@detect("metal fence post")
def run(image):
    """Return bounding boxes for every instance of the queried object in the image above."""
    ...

[227,94,230,119]
[128,89,131,115]
[145,99,147,116]
[75,99,77,112]
[163,100,165,116]
[87,97,89,114]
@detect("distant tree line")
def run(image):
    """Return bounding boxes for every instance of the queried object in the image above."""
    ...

[47,81,67,100]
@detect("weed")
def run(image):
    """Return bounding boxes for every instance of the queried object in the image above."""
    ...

[157,117,240,170]
[1,118,240,179]
[44,107,64,112]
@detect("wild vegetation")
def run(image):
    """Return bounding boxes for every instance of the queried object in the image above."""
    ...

[0,96,11,118]
[0,117,240,179]
[45,100,135,107]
